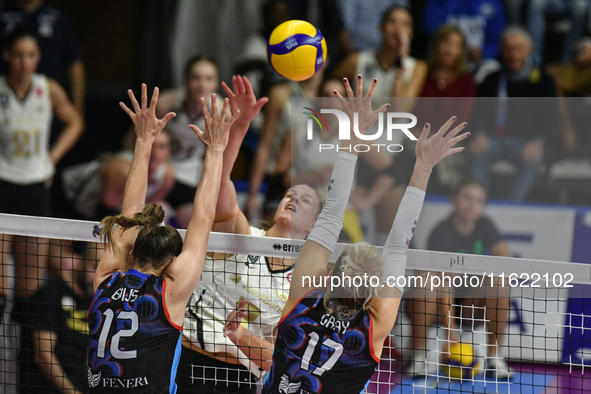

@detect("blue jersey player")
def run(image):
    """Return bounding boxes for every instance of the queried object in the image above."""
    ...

[225,76,470,394]
[87,84,238,393]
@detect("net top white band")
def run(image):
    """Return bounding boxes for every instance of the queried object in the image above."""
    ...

[1,213,590,285]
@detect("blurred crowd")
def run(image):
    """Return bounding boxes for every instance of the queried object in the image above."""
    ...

[1,0,591,227]
[1,0,591,391]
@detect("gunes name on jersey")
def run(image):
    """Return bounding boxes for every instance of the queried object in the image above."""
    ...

[320,314,350,335]
[111,287,139,303]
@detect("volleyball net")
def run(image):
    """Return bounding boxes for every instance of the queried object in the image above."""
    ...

[0,213,590,393]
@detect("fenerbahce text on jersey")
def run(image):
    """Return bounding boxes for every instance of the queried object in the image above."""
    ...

[88,269,183,393]
[264,290,379,394]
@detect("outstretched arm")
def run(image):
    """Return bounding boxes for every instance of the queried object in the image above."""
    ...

[214,76,268,234]
[370,117,470,348]
[164,95,239,325]
[289,76,390,302]
[93,85,176,291]
[223,299,275,371]
[118,84,176,216]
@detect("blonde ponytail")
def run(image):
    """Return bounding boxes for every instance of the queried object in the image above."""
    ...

[324,242,384,319]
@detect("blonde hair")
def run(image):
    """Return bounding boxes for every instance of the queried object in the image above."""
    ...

[323,242,384,319]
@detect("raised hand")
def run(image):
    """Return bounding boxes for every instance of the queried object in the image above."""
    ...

[334,75,390,140]
[189,94,240,152]
[224,299,249,337]
[415,116,470,169]
[222,75,268,126]
[119,83,176,142]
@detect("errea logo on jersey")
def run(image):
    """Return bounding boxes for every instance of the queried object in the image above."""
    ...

[303,107,417,153]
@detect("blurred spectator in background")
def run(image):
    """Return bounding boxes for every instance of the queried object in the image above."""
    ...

[548,36,591,96]
[423,0,506,82]
[469,27,559,201]
[417,25,476,194]
[277,79,386,243]
[155,54,222,228]
[17,243,97,394]
[421,25,477,101]
[406,180,513,378]
[337,0,409,51]
[235,0,289,100]
[527,0,590,64]
[233,0,289,175]
[54,130,175,222]
[334,6,427,100]
[0,28,83,304]
[0,0,85,117]
[547,37,591,151]
[246,64,325,222]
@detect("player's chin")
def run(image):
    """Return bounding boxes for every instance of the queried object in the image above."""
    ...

[275,209,292,226]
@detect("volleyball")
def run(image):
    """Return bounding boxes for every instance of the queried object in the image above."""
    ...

[267,20,327,81]
[443,342,481,379]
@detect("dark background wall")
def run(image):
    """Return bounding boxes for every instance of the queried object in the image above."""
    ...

[46,0,176,165]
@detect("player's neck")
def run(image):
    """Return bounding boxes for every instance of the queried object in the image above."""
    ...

[7,75,33,100]
[452,214,476,237]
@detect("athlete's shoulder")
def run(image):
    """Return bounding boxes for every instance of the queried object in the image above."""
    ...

[249,226,266,237]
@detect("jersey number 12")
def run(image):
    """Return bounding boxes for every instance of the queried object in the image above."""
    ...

[96,310,138,359]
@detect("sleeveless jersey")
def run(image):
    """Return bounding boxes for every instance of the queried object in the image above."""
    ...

[355,51,417,98]
[264,290,379,394]
[183,226,292,378]
[88,269,183,393]
[166,88,224,188]
[0,74,53,184]
[61,151,167,219]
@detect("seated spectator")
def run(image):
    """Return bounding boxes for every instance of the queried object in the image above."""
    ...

[406,179,512,379]
[333,5,427,101]
[233,0,289,173]
[17,242,98,394]
[547,37,591,150]
[548,37,591,96]
[234,0,288,100]
[527,0,591,64]
[469,27,560,201]
[278,79,391,243]
[55,130,175,221]
[337,0,410,51]
[156,55,222,228]
[422,0,506,82]
[418,25,477,193]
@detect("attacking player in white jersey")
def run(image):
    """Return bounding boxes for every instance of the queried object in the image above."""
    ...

[0,27,83,307]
